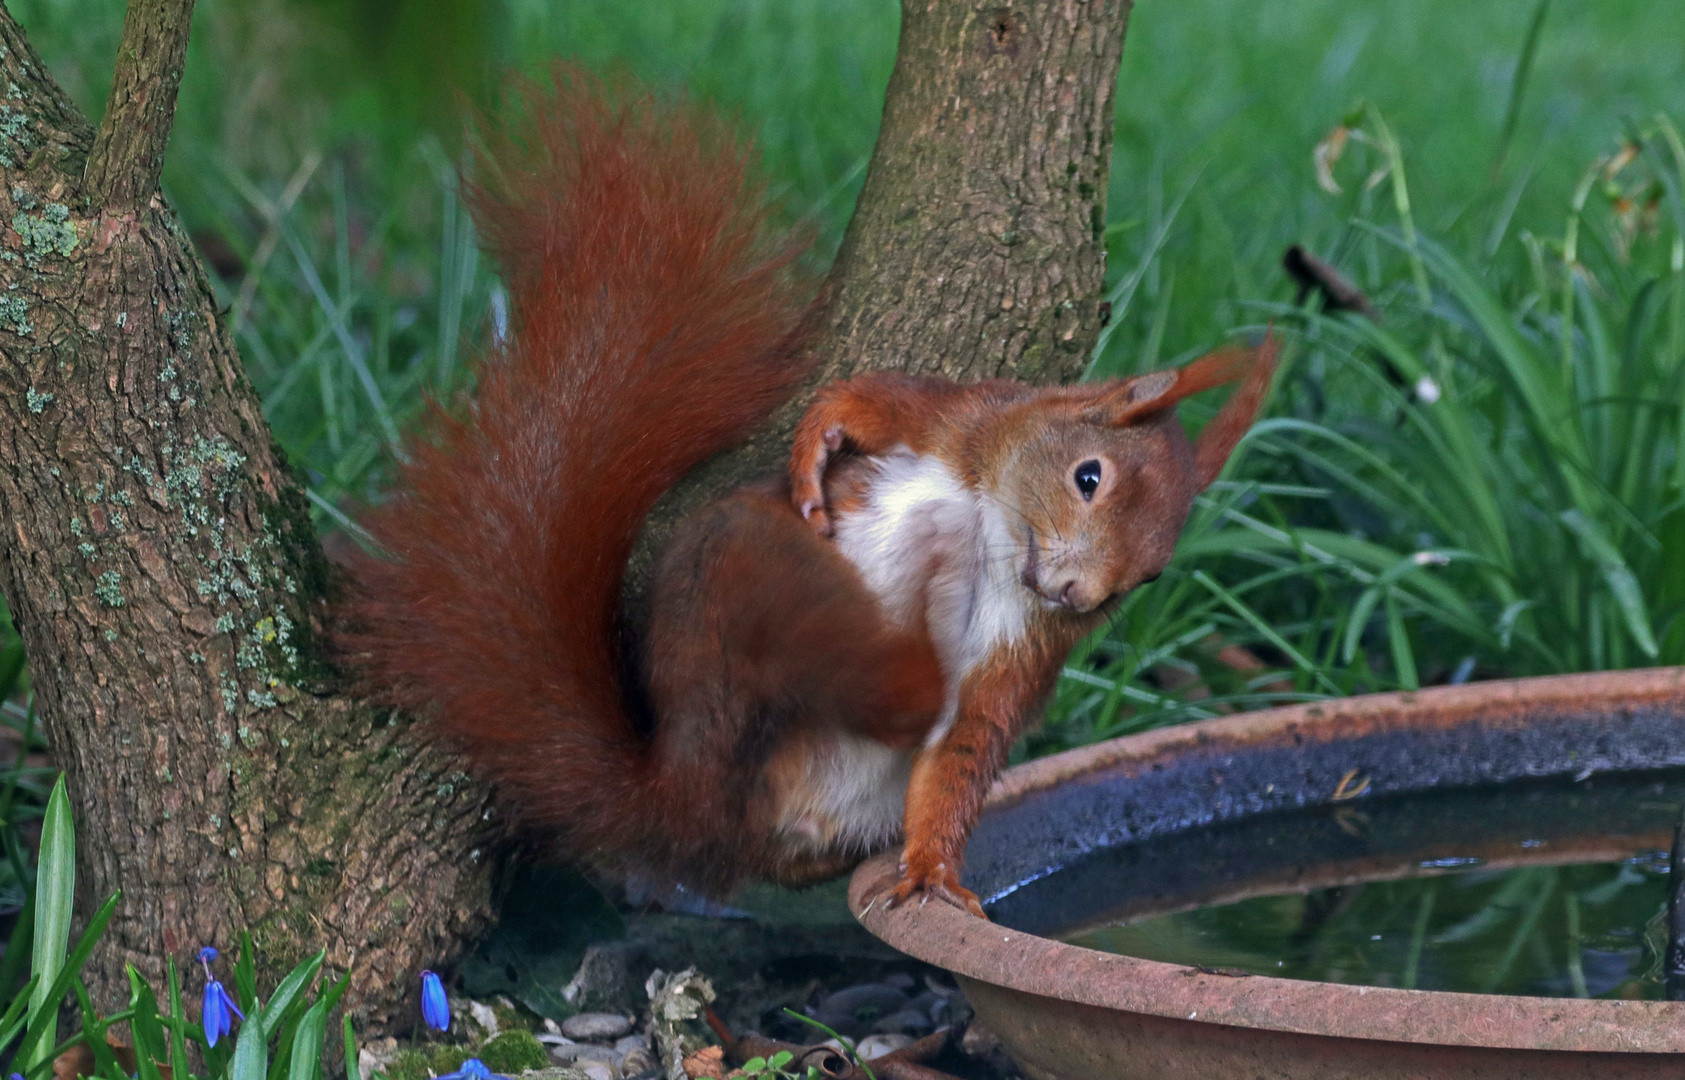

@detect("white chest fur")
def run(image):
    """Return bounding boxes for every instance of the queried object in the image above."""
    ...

[773,451,1033,858]
[831,449,1031,737]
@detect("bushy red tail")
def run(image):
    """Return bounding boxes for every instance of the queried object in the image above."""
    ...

[342,68,816,870]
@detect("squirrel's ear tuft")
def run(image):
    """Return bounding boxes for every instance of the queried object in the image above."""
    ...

[1080,335,1276,437]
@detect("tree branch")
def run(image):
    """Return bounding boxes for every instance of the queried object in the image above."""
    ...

[0,5,94,172]
[83,0,197,208]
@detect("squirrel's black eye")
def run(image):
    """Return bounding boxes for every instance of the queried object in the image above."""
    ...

[1074,459,1103,500]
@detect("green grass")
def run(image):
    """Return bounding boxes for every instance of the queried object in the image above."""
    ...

[5,0,1684,747]
[1039,106,1685,751]
[1095,0,1685,373]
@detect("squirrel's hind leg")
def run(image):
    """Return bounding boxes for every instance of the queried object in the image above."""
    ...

[644,483,945,886]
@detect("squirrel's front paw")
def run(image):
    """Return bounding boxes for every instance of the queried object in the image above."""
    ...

[880,851,986,919]
[797,498,834,538]
[789,424,845,538]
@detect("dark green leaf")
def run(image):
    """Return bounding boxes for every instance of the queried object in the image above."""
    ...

[17,890,120,1076]
[126,964,166,1080]
[23,774,75,1069]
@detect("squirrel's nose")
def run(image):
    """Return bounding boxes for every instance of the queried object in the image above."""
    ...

[1059,581,1077,607]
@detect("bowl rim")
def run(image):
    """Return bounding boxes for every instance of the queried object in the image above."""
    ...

[849,667,1685,1055]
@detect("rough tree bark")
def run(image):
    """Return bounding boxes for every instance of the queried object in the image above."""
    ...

[0,0,503,1026]
[0,0,1132,1027]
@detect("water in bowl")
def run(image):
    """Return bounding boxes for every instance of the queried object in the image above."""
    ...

[990,770,1685,999]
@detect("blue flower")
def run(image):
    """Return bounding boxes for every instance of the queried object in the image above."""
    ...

[420,970,450,1032]
[437,1059,507,1080]
[197,946,218,963]
[201,978,244,1048]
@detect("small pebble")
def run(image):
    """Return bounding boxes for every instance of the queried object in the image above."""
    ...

[562,1012,634,1041]
[619,1046,658,1076]
[961,1020,1002,1058]
[577,1063,615,1080]
[804,1008,866,1039]
[883,972,916,991]
[468,1001,500,1038]
[907,989,949,1020]
[612,1034,649,1056]
[356,1036,399,1077]
[871,1007,933,1036]
[551,1042,624,1067]
[855,1033,915,1061]
[817,983,908,1020]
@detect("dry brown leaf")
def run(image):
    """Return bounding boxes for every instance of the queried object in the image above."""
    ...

[682,1044,727,1079]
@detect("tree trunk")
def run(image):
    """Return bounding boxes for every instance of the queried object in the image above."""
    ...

[0,1,503,1027]
[628,0,1132,601]
[822,0,1129,384]
[0,0,1132,1028]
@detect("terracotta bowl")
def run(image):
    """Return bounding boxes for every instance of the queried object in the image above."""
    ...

[850,668,1685,1080]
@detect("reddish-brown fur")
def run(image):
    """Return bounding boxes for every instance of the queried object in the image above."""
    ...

[341,70,826,891]
[343,68,1276,909]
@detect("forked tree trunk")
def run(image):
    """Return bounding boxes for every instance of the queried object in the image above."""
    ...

[0,0,1131,1027]
[0,1,503,1027]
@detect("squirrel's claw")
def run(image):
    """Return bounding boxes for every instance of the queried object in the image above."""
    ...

[788,423,845,537]
[799,499,834,538]
[880,854,987,920]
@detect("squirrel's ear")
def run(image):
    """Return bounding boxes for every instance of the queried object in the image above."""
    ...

[1191,333,1277,488]
[1081,336,1277,447]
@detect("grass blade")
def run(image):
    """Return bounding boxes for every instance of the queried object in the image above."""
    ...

[1560,510,1659,657]
[1385,592,1419,690]
[1191,571,1341,694]
[0,891,36,1006]
[1480,868,1556,992]
[1491,0,1551,179]
[0,973,39,1056]
[1401,884,1437,990]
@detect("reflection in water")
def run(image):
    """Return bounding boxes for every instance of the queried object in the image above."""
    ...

[1070,853,1672,999]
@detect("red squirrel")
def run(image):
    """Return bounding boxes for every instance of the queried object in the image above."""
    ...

[343,70,1274,918]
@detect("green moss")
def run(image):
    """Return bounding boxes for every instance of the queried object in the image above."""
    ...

[477,1031,548,1074]
[382,1050,433,1080]
[490,999,537,1037]
[428,1045,472,1076]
